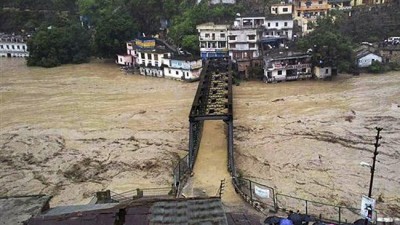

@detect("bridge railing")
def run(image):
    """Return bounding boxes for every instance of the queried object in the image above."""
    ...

[232,176,378,224]
[172,154,191,196]
[232,177,277,210]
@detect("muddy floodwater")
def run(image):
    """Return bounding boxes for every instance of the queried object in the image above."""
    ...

[1,58,399,216]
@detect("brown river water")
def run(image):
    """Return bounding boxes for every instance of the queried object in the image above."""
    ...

[1,58,399,216]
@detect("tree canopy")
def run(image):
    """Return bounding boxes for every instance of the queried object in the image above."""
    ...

[296,16,354,72]
[27,22,91,67]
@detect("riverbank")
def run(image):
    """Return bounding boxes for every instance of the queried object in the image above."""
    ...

[1,59,399,216]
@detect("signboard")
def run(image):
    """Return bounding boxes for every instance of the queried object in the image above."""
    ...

[254,185,270,199]
[135,39,156,49]
[360,195,375,221]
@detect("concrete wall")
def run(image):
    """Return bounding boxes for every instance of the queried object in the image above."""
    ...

[358,54,382,68]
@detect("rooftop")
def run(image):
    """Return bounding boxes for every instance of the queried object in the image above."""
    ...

[265,14,293,21]
[168,54,202,61]
[0,195,52,225]
[265,51,311,60]
[26,197,235,225]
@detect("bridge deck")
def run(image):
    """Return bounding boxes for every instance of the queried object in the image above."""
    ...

[181,121,242,206]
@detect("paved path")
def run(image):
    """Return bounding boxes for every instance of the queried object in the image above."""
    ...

[181,121,242,207]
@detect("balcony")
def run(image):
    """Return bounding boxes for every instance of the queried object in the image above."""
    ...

[199,36,226,42]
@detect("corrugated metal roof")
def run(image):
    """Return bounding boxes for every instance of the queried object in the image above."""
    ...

[26,197,230,225]
[0,195,51,225]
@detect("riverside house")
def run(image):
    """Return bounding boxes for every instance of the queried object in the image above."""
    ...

[0,33,29,57]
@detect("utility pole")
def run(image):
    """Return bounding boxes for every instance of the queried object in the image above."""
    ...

[368,127,382,198]
[365,127,383,225]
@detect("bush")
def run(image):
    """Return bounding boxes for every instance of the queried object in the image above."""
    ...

[368,61,385,73]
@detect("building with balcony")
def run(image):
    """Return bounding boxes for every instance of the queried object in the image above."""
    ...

[197,23,229,59]
[271,3,294,15]
[0,33,29,57]
[137,48,172,77]
[293,0,331,34]
[228,16,264,78]
[263,14,294,40]
[263,51,312,83]
[163,55,203,81]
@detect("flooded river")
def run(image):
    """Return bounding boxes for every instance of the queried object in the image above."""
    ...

[1,58,399,216]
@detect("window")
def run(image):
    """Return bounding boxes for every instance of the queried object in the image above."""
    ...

[205,33,210,38]
[169,69,171,74]
[176,71,179,75]
[119,58,122,62]
[220,42,226,48]
[297,12,301,17]
[220,33,225,38]
[248,35,256,40]
[278,70,282,75]
[229,43,236,48]
[17,45,20,49]
[283,7,288,12]
[141,53,145,59]
[267,22,271,27]
[284,22,288,27]
[229,35,236,40]
[12,45,15,49]
[325,68,329,74]
[164,54,168,58]
[249,43,256,48]
[6,45,9,49]
[275,22,279,27]
[154,54,158,60]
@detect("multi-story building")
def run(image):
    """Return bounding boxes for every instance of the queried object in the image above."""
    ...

[197,22,229,59]
[228,16,264,78]
[163,55,203,81]
[0,33,29,57]
[118,37,202,81]
[263,15,294,40]
[263,51,312,82]
[293,0,331,34]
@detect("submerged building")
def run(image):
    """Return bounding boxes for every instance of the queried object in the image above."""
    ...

[0,33,29,57]
[263,51,312,82]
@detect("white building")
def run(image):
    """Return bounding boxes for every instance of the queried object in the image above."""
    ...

[228,16,264,78]
[314,66,332,79]
[116,54,133,66]
[197,22,229,59]
[0,34,29,57]
[136,48,172,77]
[163,56,203,81]
[271,3,293,15]
[356,50,382,68]
[263,15,294,40]
[264,52,312,82]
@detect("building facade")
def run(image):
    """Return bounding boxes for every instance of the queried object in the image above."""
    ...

[356,51,382,68]
[293,0,331,34]
[264,52,312,82]
[228,16,264,78]
[271,3,294,14]
[0,34,29,57]
[263,15,294,40]
[197,23,229,59]
[163,56,203,81]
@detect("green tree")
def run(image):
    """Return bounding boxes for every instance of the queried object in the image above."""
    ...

[92,11,138,58]
[297,16,354,72]
[181,35,199,55]
[27,22,91,67]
